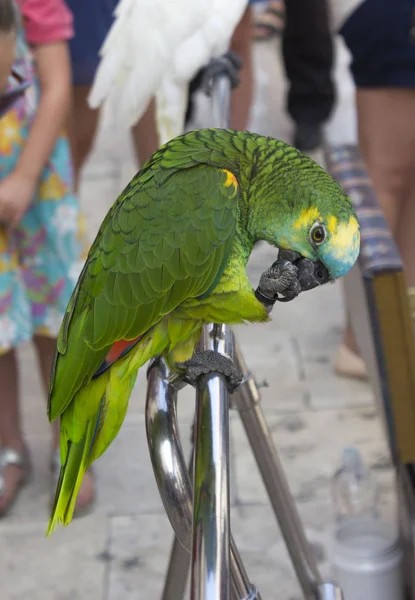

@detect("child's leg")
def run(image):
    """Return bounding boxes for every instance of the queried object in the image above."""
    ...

[0,211,32,515]
[131,99,159,167]
[230,7,254,131]
[32,336,59,444]
[33,334,95,510]
[69,86,159,187]
[68,85,100,193]
[0,349,28,514]
[0,350,24,450]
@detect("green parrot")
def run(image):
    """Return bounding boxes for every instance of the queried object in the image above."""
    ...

[46,128,359,534]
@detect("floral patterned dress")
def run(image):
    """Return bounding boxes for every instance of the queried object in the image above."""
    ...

[0,21,88,353]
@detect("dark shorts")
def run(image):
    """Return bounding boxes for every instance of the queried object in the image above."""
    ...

[67,0,264,85]
[340,0,415,87]
[66,0,118,86]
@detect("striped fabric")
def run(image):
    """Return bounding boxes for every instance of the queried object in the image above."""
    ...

[324,144,403,275]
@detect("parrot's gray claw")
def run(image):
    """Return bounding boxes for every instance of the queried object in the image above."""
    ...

[278,249,302,264]
[201,51,243,96]
[255,259,301,308]
[177,350,243,393]
[255,249,332,309]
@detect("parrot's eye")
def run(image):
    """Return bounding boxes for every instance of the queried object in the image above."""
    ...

[310,223,326,245]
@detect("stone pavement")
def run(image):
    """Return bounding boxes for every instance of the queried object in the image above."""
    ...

[0,39,395,599]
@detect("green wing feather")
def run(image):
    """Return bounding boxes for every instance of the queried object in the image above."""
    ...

[48,163,239,421]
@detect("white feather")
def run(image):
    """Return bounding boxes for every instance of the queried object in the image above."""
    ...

[328,0,362,32]
[88,0,248,144]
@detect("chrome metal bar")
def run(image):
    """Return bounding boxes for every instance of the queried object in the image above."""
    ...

[190,323,233,600]
[154,64,261,600]
[229,553,259,600]
[316,583,344,600]
[232,341,323,598]
[146,354,260,600]
[211,75,232,128]
[161,532,191,600]
[161,512,260,600]
[198,68,261,600]
[161,524,261,600]
[161,449,194,600]
[148,337,337,600]
[145,358,192,549]
[191,371,230,599]
[188,70,233,600]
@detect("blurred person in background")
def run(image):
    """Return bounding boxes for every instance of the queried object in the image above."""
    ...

[253,0,285,40]
[66,0,159,191]
[283,0,335,151]
[0,0,94,516]
[228,0,266,131]
[186,1,268,132]
[333,0,415,378]
[0,1,28,105]
[253,0,335,152]
[69,1,260,186]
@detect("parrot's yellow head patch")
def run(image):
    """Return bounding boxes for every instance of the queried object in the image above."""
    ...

[293,207,321,231]
[279,205,360,280]
[327,215,360,257]
[317,214,360,278]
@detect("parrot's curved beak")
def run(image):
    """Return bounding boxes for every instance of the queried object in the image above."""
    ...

[297,258,331,291]
[278,249,331,291]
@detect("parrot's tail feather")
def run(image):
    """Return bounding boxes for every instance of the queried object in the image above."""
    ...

[47,324,171,535]
[88,396,106,459]
[46,423,95,535]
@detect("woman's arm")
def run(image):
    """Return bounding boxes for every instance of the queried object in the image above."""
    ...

[15,40,72,183]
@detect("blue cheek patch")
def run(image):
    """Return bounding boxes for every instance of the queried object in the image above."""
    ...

[321,236,360,278]
[321,216,360,278]
[321,249,358,279]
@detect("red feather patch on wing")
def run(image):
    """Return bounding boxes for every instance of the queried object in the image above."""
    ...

[106,337,142,364]
[93,335,143,379]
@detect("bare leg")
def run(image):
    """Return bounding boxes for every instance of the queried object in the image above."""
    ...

[342,315,361,355]
[336,315,367,379]
[358,88,415,289]
[253,0,285,41]
[230,7,253,131]
[0,349,28,513]
[339,89,415,375]
[67,85,100,193]
[32,336,59,446]
[131,98,159,167]
[356,89,414,234]
[0,350,24,450]
[33,335,95,510]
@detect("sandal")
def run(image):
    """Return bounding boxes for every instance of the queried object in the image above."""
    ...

[50,449,96,518]
[253,1,285,41]
[0,447,31,517]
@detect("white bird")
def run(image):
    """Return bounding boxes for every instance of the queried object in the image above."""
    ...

[328,0,362,32]
[88,0,249,146]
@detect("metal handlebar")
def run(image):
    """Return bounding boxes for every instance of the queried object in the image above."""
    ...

[146,325,258,600]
